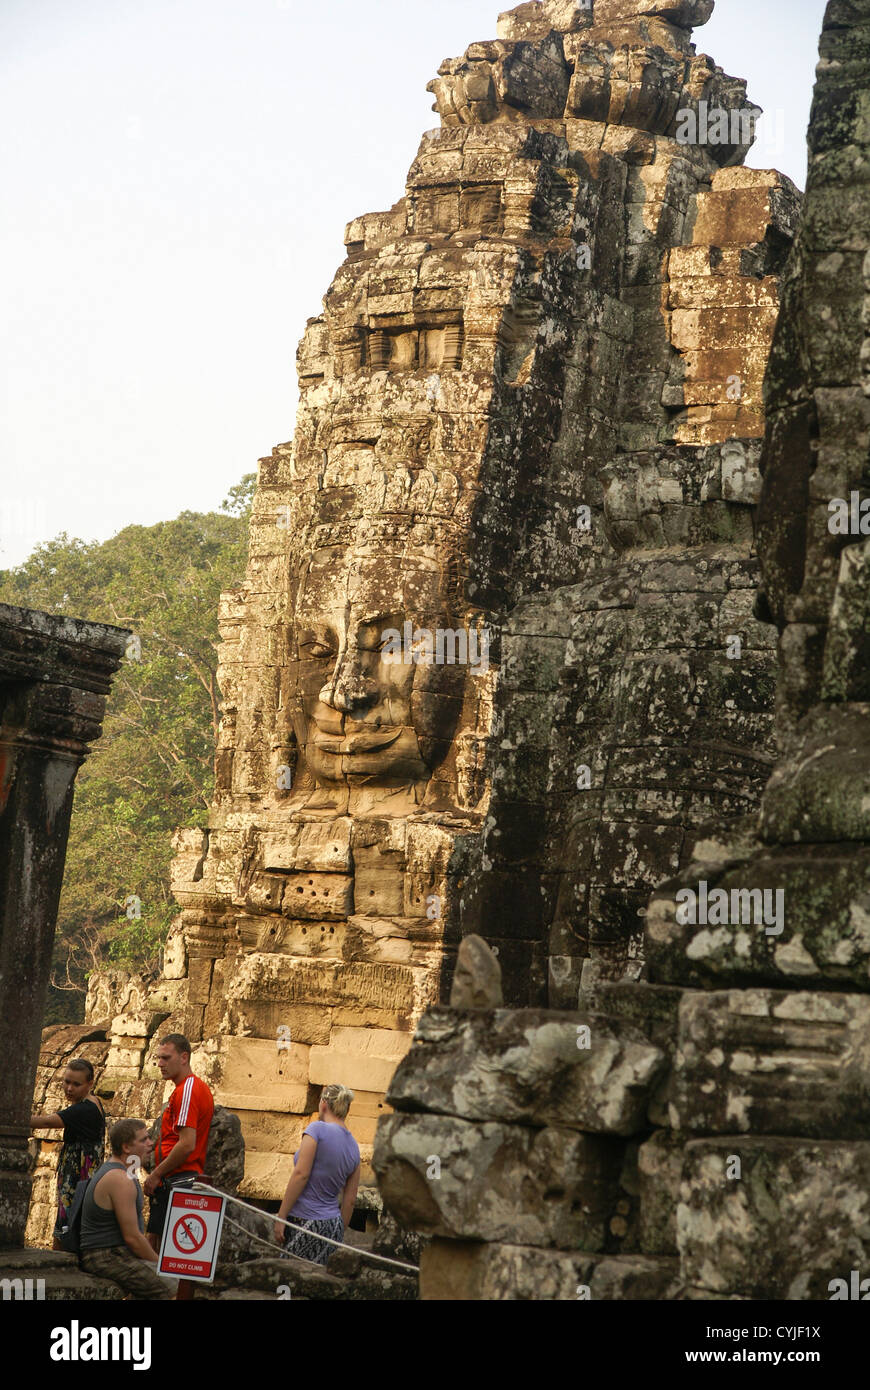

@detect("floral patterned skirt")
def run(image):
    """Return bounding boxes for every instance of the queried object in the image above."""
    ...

[282,1216,345,1268]
[54,1141,103,1240]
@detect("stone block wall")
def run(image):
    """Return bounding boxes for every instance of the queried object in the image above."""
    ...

[667,168,799,445]
[374,1001,682,1298]
[374,976,870,1299]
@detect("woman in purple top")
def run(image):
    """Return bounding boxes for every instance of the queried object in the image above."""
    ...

[274,1083,361,1267]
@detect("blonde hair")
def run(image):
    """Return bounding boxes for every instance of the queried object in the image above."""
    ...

[321,1084,354,1120]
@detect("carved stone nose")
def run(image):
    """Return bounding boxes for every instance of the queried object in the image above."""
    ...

[320,655,378,714]
[323,682,376,714]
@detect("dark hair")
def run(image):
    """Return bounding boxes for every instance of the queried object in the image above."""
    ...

[110,1118,147,1156]
[159,1033,191,1058]
[66,1058,95,1083]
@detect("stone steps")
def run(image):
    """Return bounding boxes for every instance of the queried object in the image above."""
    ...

[0,1249,123,1301]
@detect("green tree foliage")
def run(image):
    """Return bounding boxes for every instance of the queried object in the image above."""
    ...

[0,475,256,1022]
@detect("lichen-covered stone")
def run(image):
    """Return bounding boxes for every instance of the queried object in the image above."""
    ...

[0,604,129,1248]
[372,0,870,1305]
[386,1005,666,1135]
[647,846,870,990]
[0,1249,125,1303]
[678,1138,870,1299]
[760,704,870,844]
[672,989,870,1138]
[448,935,504,1008]
[52,0,794,1226]
[638,1130,683,1255]
[374,1112,628,1250]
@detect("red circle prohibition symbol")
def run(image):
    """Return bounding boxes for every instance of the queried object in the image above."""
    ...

[172,1214,207,1254]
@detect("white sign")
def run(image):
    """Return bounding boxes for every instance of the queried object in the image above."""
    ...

[157,1188,226,1283]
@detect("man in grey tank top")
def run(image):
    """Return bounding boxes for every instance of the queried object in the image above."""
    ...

[79,1118,175,1300]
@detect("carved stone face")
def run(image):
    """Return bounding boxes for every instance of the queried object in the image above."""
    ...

[290,547,464,791]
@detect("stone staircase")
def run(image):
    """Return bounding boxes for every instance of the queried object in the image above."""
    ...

[0,1248,123,1302]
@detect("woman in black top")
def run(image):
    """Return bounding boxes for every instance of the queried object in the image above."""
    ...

[31,1058,106,1249]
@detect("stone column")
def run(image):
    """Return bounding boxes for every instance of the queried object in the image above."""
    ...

[368,329,391,371]
[183,918,229,1041]
[441,323,465,371]
[0,604,129,1249]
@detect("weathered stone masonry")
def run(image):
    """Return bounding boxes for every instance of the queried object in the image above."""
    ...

[33,0,803,1234]
[375,0,870,1300]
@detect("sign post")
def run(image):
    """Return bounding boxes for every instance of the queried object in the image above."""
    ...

[157,1187,226,1285]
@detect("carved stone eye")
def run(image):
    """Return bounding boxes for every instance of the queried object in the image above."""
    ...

[302,640,334,660]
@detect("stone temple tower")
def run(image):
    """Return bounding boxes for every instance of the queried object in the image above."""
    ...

[91,0,801,1206]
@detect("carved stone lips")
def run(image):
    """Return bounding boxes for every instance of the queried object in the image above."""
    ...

[313,727,404,755]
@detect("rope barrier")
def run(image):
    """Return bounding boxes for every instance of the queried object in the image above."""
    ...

[190,1181,420,1276]
[220,1211,334,1272]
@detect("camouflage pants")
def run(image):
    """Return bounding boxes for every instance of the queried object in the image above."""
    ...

[80,1246,175,1300]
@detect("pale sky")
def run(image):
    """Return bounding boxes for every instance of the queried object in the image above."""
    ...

[0,0,827,569]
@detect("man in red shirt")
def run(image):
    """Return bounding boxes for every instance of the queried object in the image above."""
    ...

[144,1033,214,1260]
